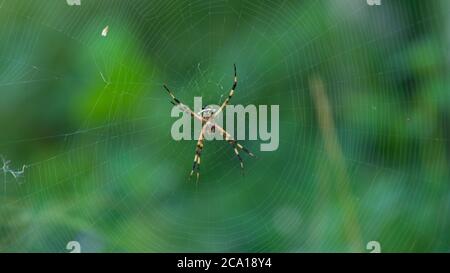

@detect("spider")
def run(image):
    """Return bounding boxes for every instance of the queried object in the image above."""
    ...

[164,64,255,182]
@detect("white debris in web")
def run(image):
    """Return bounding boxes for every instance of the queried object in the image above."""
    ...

[1,155,27,179]
[101,25,109,37]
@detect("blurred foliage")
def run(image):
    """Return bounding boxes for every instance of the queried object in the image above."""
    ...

[0,0,449,252]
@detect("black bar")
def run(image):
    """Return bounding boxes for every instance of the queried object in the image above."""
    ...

[1,253,448,272]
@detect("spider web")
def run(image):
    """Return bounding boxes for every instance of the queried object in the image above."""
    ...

[0,0,449,252]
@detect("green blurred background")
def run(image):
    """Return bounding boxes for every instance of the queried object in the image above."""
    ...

[1,0,449,252]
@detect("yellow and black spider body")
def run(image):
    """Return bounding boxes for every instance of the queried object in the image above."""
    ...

[199,106,216,133]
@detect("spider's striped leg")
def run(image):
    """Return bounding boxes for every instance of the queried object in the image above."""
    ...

[219,130,247,173]
[231,142,245,172]
[163,84,206,121]
[235,142,255,157]
[190,140,203,183]
[190,125,207,183]
[163,84,181,105]
[217,125,255,158]
[212,64,237,118]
